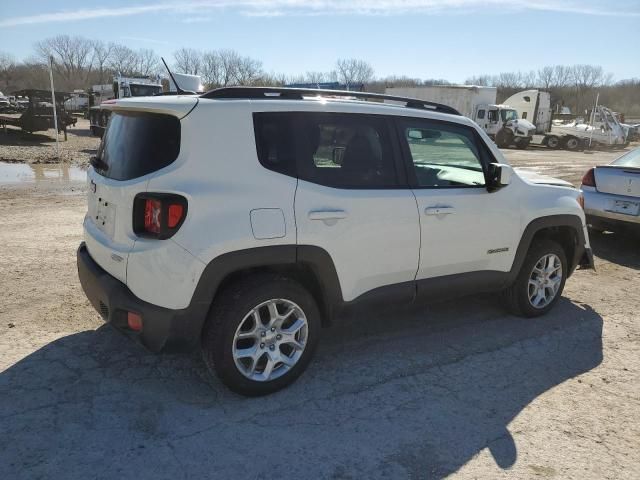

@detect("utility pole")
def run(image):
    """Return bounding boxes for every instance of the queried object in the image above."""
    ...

[588,92,599,150]
[48,55,60,160]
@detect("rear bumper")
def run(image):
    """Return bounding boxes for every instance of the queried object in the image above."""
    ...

[77,242,207,353]
[583,189,640,227]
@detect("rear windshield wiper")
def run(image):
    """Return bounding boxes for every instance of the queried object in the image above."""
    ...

[90,155,109,171]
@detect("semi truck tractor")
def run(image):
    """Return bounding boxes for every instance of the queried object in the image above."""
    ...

[386,85,537,149]
[89,75,163,136]
[89,73,204,136]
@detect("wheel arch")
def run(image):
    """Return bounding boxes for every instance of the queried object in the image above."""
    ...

[510,215,586,282]
[191,245,343,339]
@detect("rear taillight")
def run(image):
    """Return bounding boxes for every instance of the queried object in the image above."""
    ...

[581,168,596,187]
[134,193,187,239]
[144,199,162,234]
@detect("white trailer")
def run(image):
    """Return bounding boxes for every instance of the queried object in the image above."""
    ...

[386,85,537,149]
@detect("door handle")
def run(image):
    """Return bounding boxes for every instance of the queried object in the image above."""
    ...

[425,206,455,216]
[308,210,348,221]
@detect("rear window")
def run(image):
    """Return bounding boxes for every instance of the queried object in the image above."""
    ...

[611,148,640,168]
[96,112,180,180]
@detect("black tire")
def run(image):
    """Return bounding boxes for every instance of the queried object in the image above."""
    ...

[563,136,581,151]
[495,128,514,148]
[546,135,560,149]
[502,239,567,317]
[202,274,321,396]
[514,138,530,150]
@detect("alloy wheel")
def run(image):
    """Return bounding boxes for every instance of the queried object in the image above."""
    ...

[232,299,309,382]
[528,253,563,309]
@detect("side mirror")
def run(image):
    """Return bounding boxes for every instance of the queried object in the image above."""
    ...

[486,163,513,192]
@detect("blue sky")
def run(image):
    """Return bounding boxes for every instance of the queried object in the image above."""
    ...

[1,1,639,82]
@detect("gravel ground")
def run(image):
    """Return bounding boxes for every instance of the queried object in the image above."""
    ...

[0,118,99,165]
[0,139,639,479]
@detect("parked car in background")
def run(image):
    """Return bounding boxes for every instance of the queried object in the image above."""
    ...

[582,147,640,234]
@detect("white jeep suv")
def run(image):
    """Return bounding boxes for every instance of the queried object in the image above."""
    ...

[77,87,594,396]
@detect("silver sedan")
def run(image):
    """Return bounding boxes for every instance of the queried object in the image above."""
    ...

[581,148,640,233]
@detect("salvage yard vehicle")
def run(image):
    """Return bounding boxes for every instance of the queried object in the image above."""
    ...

[542,105,628,151]
[0,89,76,133]
[386,85,537,149]
[77,87,594,396]
[88,73,203,136]
[89,75,163,136]
[582,147,640,234]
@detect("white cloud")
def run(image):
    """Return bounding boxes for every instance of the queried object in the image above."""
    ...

[120,36,171,45]
[0,0,638,27]
[181,16,214,23]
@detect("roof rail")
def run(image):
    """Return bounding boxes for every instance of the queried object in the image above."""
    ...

[200,86,461,116]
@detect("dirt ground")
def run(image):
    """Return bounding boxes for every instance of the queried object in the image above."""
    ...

[0,118,99,165]
[0,135,639,479]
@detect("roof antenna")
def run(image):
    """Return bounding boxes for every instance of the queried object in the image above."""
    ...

[161,57,195,95]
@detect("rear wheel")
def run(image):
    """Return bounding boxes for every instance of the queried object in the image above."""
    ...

[545,135,560,149]
[202,274,321,396]
[564,136,581,151]
[502,239,567,317]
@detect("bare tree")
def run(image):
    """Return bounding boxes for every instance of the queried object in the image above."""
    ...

[496,72,524,89]
[174,48,202,75]
[334,58,374,87]
[234,55,263,85]
[218,50,241,86]
[135,49,160,77]
[0,52,17,92]
[303,71,329,85]
[92,41,114,84]
[108,45,138,76]
[552,65,572,88]
[537,66,555,89]
[201,51,222,87]
[35,35,95,85]
[464,74,496,86]
[201,49,238,87]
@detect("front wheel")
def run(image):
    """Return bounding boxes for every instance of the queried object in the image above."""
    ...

[202,274,321,396]
[495,128,514,148]
[502,239,567,317]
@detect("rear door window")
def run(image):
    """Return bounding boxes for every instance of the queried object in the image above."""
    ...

[294,113,399,188]
[96,112,180,181]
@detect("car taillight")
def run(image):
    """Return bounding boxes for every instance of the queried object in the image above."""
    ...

[133,193,187,239]
[582,168,596,187]
[144,199,162,234]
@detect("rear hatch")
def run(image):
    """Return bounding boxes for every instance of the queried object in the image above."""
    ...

[594,166,640,198]
[85,97,196,282]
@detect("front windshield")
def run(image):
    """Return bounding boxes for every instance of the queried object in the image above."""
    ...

[129,84,162,97]
[500,109,518,122]
[611,148,640,168]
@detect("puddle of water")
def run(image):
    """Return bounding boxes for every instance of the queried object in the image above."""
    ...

[0,162,87,185]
